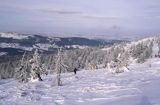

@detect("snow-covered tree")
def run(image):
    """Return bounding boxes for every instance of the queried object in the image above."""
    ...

[15,52,30,82]
[105,44,130,73]
[29,49,47,81]
[115,53,130,73]
[131,41,153,63]
[54,48,68,86]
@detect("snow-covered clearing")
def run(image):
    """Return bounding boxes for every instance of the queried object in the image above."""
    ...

[0,58,160,105]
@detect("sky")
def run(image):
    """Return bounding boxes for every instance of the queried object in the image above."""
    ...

[0,0,160,39]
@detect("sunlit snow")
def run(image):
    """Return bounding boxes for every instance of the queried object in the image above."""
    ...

[0,58,160,105]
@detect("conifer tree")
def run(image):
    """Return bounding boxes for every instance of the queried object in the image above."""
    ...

[15,52,30,82]
[29,49,46,81]
[55,48,68,86]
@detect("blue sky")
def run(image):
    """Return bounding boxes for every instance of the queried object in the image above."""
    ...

[0,0,160,38]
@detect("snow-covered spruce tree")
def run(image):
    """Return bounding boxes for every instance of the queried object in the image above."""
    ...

[107,60,118,73]
[130,41,153,63]
[137,43,152,63]
[86,50,104,68]
[104,44,130,74]
[114,52,130,73]
[54,48,68,86]
[15,52,31,82]
[63,50,80,71]
[29,49,47,81]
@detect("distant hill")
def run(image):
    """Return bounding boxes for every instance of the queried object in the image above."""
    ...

[0,32,126,56]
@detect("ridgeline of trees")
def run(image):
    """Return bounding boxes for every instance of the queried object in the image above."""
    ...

[0,36,160,80]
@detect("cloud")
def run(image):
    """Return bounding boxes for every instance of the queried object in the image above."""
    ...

[83,15,119,20]
[147,3,160,9]
[111,25,122,30]
[40,8,82,15]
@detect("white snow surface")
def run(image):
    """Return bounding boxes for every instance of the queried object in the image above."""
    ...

[0,32,28,39]
[0,43,33,51]
[0,52,7,56]
[1,58,160,105]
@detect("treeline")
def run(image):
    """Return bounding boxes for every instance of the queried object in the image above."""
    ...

[0,36,160,79]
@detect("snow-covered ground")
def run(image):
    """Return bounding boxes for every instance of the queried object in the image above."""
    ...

[0,32,28,39]
[0,58,160,105]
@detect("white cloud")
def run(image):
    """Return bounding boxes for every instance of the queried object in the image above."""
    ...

[39,8,82,15]
[83,15,119,20]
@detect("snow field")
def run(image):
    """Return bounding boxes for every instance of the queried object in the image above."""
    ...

[0,58,160,105]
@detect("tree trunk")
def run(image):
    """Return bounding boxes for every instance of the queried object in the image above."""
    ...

[37,73,43,81]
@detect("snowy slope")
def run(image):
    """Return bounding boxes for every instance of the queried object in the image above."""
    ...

[1,58,160,105]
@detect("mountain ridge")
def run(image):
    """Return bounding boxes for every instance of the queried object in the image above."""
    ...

[0,32,127,56]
